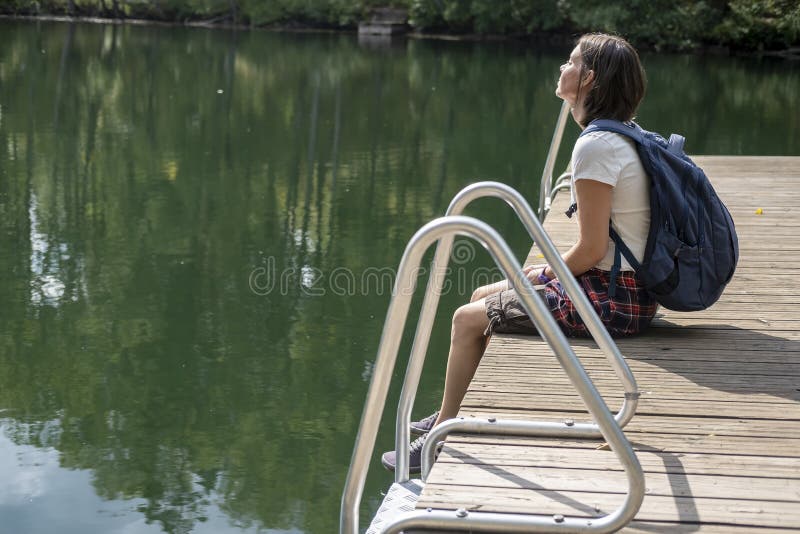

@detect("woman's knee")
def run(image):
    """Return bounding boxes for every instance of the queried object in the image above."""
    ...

[452,301,489,335]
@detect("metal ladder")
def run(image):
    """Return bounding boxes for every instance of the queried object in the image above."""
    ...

[341,102,645,533]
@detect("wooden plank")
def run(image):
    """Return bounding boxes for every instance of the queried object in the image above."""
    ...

[462,394,800,420]
[482,352,800,375]
[490,335,800,356]
[622,523,791,533]
[418,486,800,527]
[444,433,800,457]
[472,371,799,392]
[459,409,800,438]
[470,364,800,391]
[468,382,800,406]
[498,349,800,365]
[437,443,800,476]
[428,462,800,502]
[474,357,800,374]
[489,367,796,385]
[411,521,790,533]
[475,368,800,391]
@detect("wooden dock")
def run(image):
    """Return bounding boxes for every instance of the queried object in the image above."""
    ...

[416,156,800,531]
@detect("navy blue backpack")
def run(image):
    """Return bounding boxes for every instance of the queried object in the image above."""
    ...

[577,120,739,312]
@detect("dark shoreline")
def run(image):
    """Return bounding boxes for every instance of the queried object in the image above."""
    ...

[2,13,798,60]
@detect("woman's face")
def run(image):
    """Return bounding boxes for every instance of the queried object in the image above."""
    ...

[556,45,584,107]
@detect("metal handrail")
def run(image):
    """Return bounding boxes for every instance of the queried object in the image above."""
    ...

[340,216,645,534]
[538,100,572,220]
[394,181,639,484]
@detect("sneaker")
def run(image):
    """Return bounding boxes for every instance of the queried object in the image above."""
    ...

[381,434,442,474]
[410,411,439,436]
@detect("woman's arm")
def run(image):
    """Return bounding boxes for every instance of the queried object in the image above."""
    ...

[471,177,612,296]
[542,178,613,279]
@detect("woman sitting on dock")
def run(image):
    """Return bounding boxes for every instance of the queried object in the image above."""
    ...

[382,33,659,473]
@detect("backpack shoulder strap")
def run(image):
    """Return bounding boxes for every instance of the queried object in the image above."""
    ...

[609,226,642,272]
[581,119,645,145]
[607,225,643,298]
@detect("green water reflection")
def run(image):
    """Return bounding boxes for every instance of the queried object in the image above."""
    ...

[0,20,797,534]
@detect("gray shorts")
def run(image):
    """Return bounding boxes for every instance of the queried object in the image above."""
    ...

[484,269,657,338]
[484,286,546,336]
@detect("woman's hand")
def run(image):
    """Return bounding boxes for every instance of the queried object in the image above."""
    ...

[523,264,546,283]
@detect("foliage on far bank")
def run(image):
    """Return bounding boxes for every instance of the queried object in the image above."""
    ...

[0,0,383,26]
[408,0,799,52]
[0,0,798,53]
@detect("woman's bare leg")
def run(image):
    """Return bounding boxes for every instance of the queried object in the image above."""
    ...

[433,299,491,426]
[470,279,509,303]
[426,264,542,429]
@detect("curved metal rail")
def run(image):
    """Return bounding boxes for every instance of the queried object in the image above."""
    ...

[340,214,645,534]
[538,100,572,220]
[396,181,639,482]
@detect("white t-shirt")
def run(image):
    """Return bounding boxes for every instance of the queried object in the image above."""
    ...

[570,130,650,271]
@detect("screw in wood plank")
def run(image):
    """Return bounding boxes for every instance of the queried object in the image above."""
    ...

[553,514,565,523]
[456,508,468,518]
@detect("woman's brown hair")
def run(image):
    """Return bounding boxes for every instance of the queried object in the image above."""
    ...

[576,33,647,128]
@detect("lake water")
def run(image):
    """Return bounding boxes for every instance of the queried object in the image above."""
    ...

[0,20,797,534]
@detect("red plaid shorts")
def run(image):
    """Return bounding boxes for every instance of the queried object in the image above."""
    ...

[484,268,658,338]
